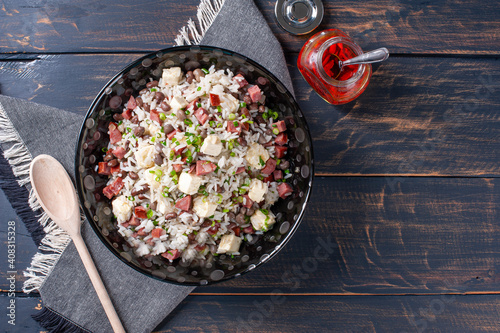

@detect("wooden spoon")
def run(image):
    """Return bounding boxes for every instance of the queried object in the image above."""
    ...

[30,154,126,333]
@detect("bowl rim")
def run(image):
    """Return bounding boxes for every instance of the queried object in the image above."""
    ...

[75,44,315,286]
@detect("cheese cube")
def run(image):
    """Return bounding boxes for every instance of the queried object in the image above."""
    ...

[221,93,239,114]
[156,196,174,215]
[170,96,188,111]
[112,195,132,223]
[217,234,242,254]
[135,144,155,168]
[162,67,182,86]
[245,143,270,170]
[144,167,166,190]
[178,172,203,195]
[193,196,218,218]
[248,179,268,203]
[200,135,223,156]
[250,209,276,232]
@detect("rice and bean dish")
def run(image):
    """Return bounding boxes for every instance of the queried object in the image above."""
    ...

[99,65,293,263]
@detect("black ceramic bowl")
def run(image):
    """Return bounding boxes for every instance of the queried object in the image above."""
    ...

[75,45,314,285]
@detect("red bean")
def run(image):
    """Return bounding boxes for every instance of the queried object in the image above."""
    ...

[129,171,139,180]
[155,91,165,102]
[113,113,124,121]
[131,185,149,196]
[135,97,143,107]
[258,105,266,113]
[146,80,159,88]
[109,95,122,109]
[133,126,145,137]
[107,159,119,167]
[193,68,204,81]
[165,212,177,220]
[160,101,171,111]
[186,71,194,84]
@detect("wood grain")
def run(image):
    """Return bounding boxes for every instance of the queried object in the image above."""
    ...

[0,0,499,54]
[0,54,498,176]
[3,293,500,332]
[3,177,499,294]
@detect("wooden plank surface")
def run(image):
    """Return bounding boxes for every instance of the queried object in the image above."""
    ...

[0,54,498,176]
[0,0,499,54]
[2,294,500,332]
[3,177,499,294]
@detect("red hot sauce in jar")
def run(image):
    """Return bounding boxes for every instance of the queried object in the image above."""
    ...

[298,29,372,105]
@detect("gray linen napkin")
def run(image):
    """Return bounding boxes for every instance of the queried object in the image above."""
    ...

[0,0,293,332]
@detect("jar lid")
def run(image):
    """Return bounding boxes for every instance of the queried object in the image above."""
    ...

[275,0,324,35]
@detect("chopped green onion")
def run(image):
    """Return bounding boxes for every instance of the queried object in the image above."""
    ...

[209,120,215,127]
[259,156,265,166]
[185,110,191,115]
[161,141,167,146]
[150,88,157,92]
[240,102,246,108]
[153,220,159,226]
[228,113,236,120]
[247,120,254,124]
[101,147,108,152]
[155,169,163,177]
[155,175,161,182]
[262,113,269,120]
[272,128,280,135]
[230,152,236,157]
[217,106,222,113]
[260,209,269,215]
[222,208,229,213]
[196,102,202,107]
[276,159,281,165]
[202,68,209,74]
[128,196,135,201]
[239,188,246,195]
[233,121,239,127]
[117,120,123,125]
[151,137,156,142]
[284,169,290,174]
[197,86,202,91]
[126,127,132,132]
[147,209,154,219]
[184,119,193,126]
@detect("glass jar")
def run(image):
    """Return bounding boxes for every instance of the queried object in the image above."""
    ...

[297,29,372,105]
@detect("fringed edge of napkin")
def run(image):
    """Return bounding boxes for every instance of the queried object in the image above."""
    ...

[33,307,91,333]
[174,0,225,45]
[0,102,71,295]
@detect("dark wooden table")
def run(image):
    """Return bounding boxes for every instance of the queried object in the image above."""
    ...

[1,0,499,332]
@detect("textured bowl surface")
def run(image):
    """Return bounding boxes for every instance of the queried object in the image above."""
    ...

[75,45,314,285]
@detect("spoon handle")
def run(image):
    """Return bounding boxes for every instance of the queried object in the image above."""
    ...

[72,233,126,333]
[342,47,390,67]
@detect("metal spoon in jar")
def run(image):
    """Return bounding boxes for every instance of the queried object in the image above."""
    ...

[338,47,390,70]
[30,154,126,333]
